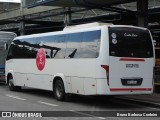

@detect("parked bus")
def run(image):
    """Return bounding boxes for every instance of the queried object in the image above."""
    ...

[0,32,16,83]
[5,23,155,101]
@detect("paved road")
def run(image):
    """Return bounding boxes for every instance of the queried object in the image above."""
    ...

[0,83,160,120]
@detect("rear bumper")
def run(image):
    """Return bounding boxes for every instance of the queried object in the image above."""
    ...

[108,88,153,95]
[110,88,152,91]
[96,78,153,95]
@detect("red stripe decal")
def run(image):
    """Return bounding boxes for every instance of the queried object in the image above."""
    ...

[120,58,145,62]
[110,88,152,91]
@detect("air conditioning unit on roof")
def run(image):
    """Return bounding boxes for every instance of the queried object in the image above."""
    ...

[63,22,113,31]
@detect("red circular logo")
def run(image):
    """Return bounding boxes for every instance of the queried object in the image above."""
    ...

[36,48,46,71]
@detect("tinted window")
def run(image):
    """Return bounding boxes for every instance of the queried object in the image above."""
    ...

[8,36,62,59]
[6,44,14,60]
[7,30,101,60]
[80,31,101,58]
[54,35,66,59]
[10,40,38,59]
[109,27,153,58]
[42,36,61,58]
[65,33,83,58]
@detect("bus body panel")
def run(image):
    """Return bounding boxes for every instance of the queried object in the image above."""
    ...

[94,27,110,95]
[109,57,154,93]
[9,58,97,95]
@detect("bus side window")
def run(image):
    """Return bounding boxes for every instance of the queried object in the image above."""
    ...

[65,33,83,58]
[54,35,66,59]
[41,36,57,59]
[6,44,14,60]
[80,30,100,58]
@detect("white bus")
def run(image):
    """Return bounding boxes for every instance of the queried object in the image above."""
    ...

[5,23,155,101]
[0,31,16,83]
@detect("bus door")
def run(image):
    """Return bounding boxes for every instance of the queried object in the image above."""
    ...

[108,27,154,92]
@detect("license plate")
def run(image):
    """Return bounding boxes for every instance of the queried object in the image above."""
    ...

[121,78,143,86]
[127,80,137,85]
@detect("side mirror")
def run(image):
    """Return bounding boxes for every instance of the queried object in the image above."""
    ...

[4,43,8,50]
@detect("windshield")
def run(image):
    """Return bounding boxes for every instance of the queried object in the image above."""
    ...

[109,27,153,58]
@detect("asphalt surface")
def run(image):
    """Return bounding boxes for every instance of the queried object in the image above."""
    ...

[0,83,160,120]
[116,92,160,108]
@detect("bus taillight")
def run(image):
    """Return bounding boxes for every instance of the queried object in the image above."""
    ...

[101,65,109,86]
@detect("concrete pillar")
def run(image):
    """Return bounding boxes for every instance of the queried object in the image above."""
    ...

[64,7,72,26]
[137,0,148,28]
[20,20,25,35]
[20,0,25,35]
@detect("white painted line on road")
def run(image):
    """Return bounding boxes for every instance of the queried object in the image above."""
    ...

[38,101,59,107]
[44,118,57,120]
[97,117,106,120]
[6,94,26,101]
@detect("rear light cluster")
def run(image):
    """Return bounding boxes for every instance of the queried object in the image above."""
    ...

[101,65,109,86]
[119,58,145,62]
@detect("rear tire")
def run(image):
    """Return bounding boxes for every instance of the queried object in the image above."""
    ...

[54,79,66,101]
[8,76,21,91]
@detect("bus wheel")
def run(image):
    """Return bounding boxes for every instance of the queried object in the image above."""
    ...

[8,77,21,91]
[54,80,65,101]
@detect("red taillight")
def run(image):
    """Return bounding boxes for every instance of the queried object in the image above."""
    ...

[120,58,145,62]
[101,65,109,86]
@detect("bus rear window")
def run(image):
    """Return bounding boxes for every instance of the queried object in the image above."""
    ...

[109,27,153,58]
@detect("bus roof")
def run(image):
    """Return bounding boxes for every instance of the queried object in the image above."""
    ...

[14,22,148,40]
[63,22,113,31]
